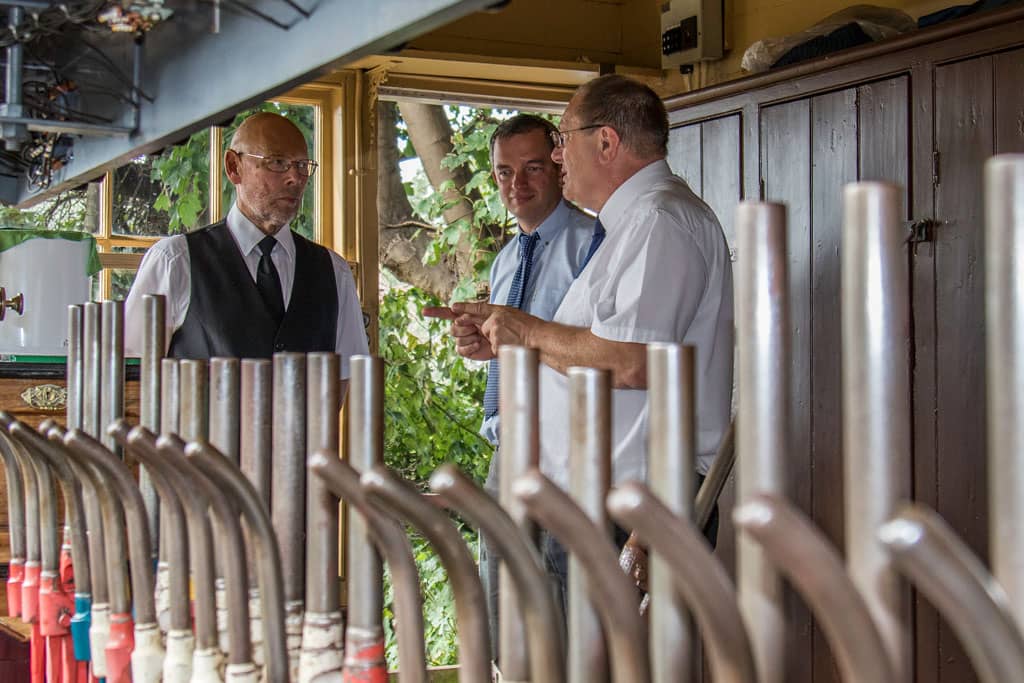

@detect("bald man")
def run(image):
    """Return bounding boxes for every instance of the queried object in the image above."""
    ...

[125,112,368,380]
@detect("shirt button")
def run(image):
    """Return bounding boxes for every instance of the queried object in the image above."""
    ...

[275,343,285,351]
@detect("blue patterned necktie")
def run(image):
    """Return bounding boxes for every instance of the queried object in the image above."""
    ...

[576,217,606,277]
[483,231,541,419]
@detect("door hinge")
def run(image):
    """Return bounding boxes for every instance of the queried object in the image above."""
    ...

[758,176,766,199]
[907,218,939,249]
[932,150,941,186]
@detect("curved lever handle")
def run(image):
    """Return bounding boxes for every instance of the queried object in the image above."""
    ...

[734,493,898,683]
[608,482,756,683]
[879,504,1024,683]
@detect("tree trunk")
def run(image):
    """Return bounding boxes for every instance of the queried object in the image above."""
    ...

[377,101,459,301]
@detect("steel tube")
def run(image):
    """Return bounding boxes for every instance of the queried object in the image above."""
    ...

[210,357,241,463]
[9,418,90,599]
[608,482,756,683]
[140,295,165,563]
[310,454,428,683]
[566,365,610,683]
[99,300,124,453]
[841,181,912,677]
[734,201,789,683]
[346,355,385,647]
[82,302,102,438]
[694,420,735,531]
[880,504,1024,683]
[49,424,127,681]
[735,494,897,683]
[179,359,209,442]
[11,422,40,620]
[0,423,26,617]
[161,358,181,435]
[646,344,696,683]
[498,346,541,680]
[128,429,217,652]
[108,421,188,630]
[362,465,491,683]
[299,353,343,682]
[985,154,1024,630]
[513,470,650,683]
[63,429,155,625]
[185,440,289,683]
[240,359,273,509]
[272,353,306,604]
[430,463,564,683]
[67,305,84,431]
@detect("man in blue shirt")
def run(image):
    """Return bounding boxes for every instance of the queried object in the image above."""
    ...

[424,113,593,659]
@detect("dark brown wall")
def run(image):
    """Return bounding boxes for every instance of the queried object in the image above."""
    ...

[665,10,1024,683]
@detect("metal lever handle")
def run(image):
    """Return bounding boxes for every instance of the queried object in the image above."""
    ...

[0,287,25,321]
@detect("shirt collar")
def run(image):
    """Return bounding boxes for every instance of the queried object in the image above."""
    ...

[520,199,572,243]
[226,203,296,260]
[598,159,673,232]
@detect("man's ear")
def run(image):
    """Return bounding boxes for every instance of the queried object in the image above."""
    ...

[224,149,243,184]
[597,126,621,162]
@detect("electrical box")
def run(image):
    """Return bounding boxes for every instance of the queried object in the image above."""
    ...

[660,0,724,70]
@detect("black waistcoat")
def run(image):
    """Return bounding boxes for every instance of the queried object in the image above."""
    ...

[168,221,338,359]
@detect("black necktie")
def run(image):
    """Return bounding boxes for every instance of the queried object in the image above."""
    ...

[256,235,285,326]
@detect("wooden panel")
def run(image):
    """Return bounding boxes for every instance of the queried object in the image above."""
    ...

[761,98,814,683]
[933,54,994,683]
[858,76,911,208]
[667,123,703,195]
[809,86,859,683]
[700,115,743,252]
[995,47,1024,153]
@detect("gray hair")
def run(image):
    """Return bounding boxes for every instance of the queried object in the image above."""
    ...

[573,74,668,158]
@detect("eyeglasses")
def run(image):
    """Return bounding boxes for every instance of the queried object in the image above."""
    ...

[233,151,318,177]
[549,123,607,148]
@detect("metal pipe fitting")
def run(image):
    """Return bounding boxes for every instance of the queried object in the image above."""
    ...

[496,346,541,679]
[82,302,102,438]
[99,300,125,453]
[566,365,611,683]
[161,358,181,435]
[67,305,84,431]
[430,463,564,683]
[346,354,385,665]
[880,504,1024,683]
[645,344,696,683]
[140,294,165,562]
[154,434,251,668]
[513,470,649,683]
[185,439,289,683]
[210,357,241,463]
[179,359,209,442]
[362,465,491,683]
[735,493,897,683]
[272,353,306,612]
[310,453,427,683]
[608,482,756,683]
[127,428,217,652]
[841,181,912,677]
[240,359,273,508]
[300,353,343,683]
[985,154,1024,630]
[0,424,26,617]
[735,200,790,683]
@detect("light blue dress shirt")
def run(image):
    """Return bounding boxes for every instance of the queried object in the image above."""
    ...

[480,199,595,445]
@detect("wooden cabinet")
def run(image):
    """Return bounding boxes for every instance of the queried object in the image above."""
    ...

[665,7,1024,683]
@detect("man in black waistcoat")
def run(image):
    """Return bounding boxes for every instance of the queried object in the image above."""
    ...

[125,112,368,387]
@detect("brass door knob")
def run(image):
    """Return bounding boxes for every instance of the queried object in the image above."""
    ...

[0,286,25,321]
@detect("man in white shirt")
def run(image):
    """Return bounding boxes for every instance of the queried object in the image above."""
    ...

[124,112,368,387]
[450,76,733,575]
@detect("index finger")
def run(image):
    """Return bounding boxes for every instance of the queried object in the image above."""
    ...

[451,301,497,318]
[422,306,456,320]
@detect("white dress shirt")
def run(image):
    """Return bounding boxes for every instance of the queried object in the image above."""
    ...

[124,204,368,378]
[538,159,734,488]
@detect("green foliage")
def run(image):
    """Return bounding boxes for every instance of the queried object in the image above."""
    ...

[0,188,88,231]
[378,274,491,484]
